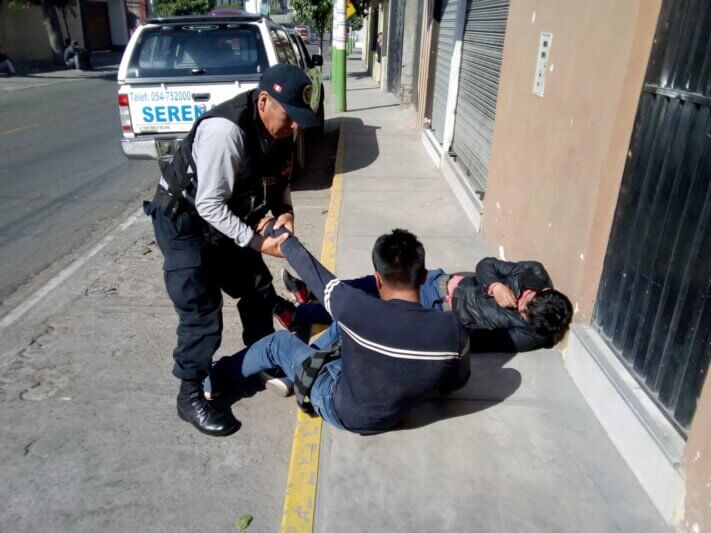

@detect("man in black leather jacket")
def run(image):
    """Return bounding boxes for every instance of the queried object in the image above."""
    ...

[444,257,572,352]
[281,257,573,354]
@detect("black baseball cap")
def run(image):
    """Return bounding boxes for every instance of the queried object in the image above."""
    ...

[258,64,320,129]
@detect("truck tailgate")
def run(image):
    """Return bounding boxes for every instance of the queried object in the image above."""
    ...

[125,82,257,134]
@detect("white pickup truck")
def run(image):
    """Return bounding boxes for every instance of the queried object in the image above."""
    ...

[117,13,324,167]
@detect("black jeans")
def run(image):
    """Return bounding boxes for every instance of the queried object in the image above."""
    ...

[145,199,278,382]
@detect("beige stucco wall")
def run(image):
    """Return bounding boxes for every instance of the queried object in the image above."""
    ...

[481,0,661,323]
[483,1,711,526]
[0,1,85,62]
[682,379,711,532]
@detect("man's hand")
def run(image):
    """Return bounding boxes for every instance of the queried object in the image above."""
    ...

[491,283,517,308]
[250,233,290,258]
[273,212,295,234]
[256,215,275,236]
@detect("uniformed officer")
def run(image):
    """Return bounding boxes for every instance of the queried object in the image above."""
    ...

[144,64,320,437]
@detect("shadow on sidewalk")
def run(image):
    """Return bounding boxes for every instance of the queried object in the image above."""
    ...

[293,116,381,190]
[347,103,399,112]
[398,353,522,430]
[292,117,339,191]
[208,376,262,417]
[338,116,380,174]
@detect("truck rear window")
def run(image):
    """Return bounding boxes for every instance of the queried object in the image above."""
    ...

[127,24,269,78]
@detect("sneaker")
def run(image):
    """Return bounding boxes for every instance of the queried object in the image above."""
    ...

[273,298,296,330]
[258,370,293,397]
[281,268,313,304]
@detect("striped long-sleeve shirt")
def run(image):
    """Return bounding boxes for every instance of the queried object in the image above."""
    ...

[280,235,471,434]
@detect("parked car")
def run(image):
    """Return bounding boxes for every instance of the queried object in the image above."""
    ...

[293,25,310,44]
[284,27,324,124]
[116,14,324,170]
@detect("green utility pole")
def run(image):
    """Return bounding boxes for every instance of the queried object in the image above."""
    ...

[332,0,347,112]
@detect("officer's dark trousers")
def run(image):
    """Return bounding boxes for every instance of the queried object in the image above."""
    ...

[145,200,278,382]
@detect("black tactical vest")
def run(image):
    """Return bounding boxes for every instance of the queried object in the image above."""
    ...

[161,90,294,227]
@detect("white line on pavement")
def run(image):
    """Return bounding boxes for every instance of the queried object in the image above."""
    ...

[0,208,143,331]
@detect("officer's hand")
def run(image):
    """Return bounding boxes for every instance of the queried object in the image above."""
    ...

[273,212,295,234]
[256,215,275,236]
[251,233,289,258]
[491,283,517,308]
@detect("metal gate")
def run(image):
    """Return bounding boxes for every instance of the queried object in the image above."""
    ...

[387,0,406,97]
[429,0,458,143]
[81,0,112,51]
[450,0,509,192]
[593,0,710,436]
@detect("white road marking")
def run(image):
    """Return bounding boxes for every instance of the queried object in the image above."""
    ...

[0,208,143,330]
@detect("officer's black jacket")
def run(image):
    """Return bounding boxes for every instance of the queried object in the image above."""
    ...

[453,257,554,353]
[161,90,294,227]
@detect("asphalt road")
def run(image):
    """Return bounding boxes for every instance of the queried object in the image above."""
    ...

[0,41,329,307]
[0,55,338,530]
[0,75,157,304]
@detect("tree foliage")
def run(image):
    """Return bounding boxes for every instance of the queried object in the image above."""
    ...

[348,14,363,31]
[155,0,215,16]
[290,0,332,50]
[8,0,72,62]
[350,0,370,18]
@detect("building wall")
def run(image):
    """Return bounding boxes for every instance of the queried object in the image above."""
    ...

[682,379,711,532]
[397,0,421,105]
[107,0,129,46]
[0,1,85,62]
[481,0,660,323]
[481,1,711,526]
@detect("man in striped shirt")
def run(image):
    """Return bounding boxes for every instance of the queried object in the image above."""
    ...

[210,228,471,434]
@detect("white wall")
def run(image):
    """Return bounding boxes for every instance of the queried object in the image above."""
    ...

[108,0,129,46]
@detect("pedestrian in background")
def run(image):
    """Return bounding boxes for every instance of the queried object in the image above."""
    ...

[64,40,91,70]
[375,32,383,64]
[0,49,16,76]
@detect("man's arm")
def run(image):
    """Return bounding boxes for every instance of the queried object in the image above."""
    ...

[279,235,337,303]
[475,257,518,290]
[193,118,257,247]
[277,232,376,323]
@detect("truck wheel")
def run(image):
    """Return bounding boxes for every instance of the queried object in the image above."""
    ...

[295,129,307,172]
[307,97,326,144]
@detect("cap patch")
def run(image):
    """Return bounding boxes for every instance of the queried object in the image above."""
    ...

[302,84,313,105]
[273,83,283,94]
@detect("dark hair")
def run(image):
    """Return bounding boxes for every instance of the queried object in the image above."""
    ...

[526,289,573,344]
[371,229,426,289]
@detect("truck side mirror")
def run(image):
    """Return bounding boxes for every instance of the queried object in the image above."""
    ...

[311,54,323,67]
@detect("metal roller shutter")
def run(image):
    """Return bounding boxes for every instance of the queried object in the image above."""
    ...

[451,0,510,190]
[430,0,458,143]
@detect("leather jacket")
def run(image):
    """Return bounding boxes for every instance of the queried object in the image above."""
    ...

[452,257,553,353]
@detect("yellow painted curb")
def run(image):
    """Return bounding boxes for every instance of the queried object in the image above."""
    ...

[280,122,345,533]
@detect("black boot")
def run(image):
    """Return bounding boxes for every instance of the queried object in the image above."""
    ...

[176,380,239,437]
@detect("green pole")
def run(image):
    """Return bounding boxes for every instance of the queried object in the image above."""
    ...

[333,0,347,112]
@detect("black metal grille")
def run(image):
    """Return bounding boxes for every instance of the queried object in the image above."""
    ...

[593,0,711,436]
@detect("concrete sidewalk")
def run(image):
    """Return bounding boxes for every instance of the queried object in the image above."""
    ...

[0,51,120,93]
[313,57,668,532]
